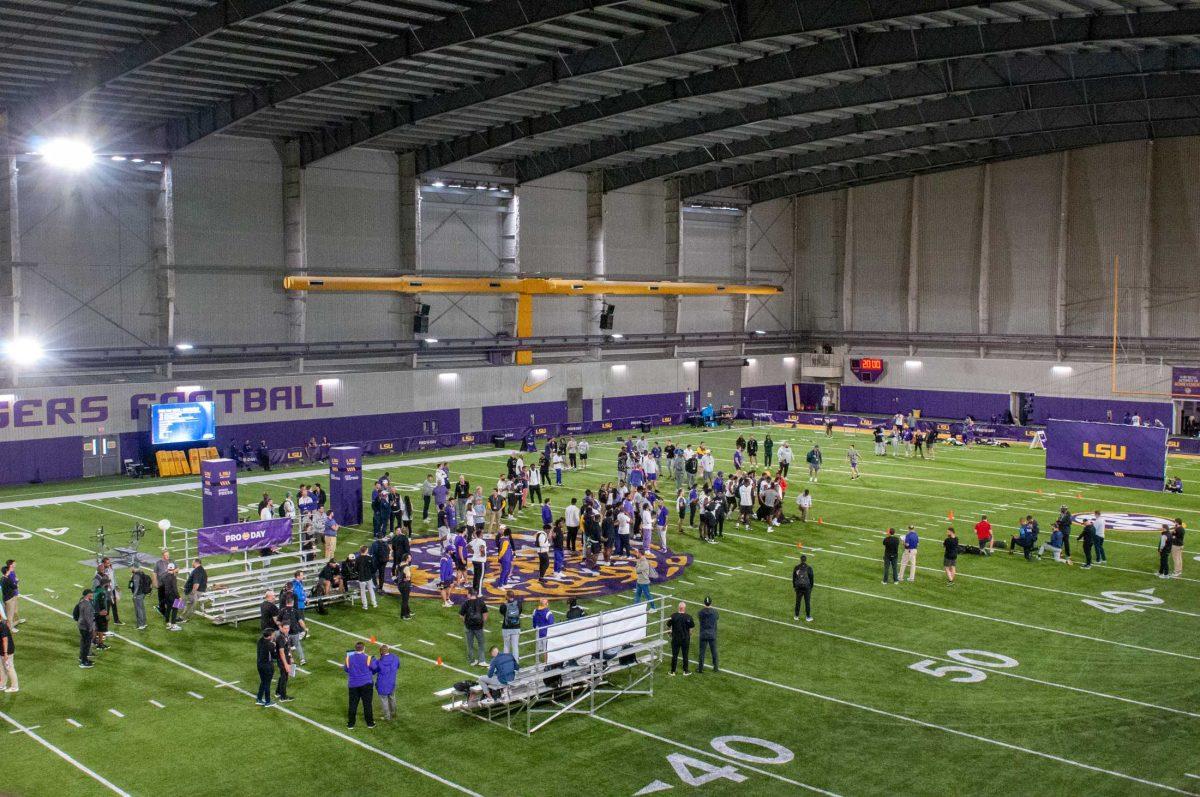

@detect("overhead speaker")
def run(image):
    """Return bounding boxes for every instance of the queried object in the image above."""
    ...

[599,303,615,331]
[412,303,431,334]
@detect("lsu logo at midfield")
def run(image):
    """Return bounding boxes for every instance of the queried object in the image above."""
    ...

[1072,512,1175,532]
[1082,443,1127,461]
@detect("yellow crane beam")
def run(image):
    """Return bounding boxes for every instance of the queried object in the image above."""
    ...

[283,274,783,364]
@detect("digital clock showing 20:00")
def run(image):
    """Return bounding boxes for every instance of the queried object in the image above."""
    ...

[850,358,886,382]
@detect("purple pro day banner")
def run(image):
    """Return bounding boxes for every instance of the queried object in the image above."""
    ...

[329,445,364,527]
[1045,419,1168,492]
[197,517,292,556]
[1171,366,1200,396]
[200,458,238,527]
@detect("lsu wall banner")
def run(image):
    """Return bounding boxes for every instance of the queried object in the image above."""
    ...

[1045,419,1168,492]
[197,517,292,556]
[1171,366,1200,396]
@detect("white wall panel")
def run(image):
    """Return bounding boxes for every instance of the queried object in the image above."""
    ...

[849,179,909,331]
[916,168,981,333]
[521,172,587,275]
[748,198,794,332]
[422,196,503,274]
[682,214,736,278]
[986,154,1059,335]
[605,183,664,277]
[793,191,842,331]
[1149,138,1200,338]
[306,149,399,272]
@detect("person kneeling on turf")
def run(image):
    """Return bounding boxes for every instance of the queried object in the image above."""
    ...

[1038,527,1065,562]
[1007,516,1038,561]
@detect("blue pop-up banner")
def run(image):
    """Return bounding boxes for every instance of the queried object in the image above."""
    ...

[1045,419,1168,492]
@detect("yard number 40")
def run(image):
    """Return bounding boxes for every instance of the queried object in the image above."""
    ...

[1082,589,1162,614]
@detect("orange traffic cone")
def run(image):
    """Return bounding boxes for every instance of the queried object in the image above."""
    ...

[436,656,443,666]
[1075,493,1083,499]
[1037,488,1043,494]
[948,510,954,521]
[369,635,377,644]
[817,517,823,524]
[797,541,804,549]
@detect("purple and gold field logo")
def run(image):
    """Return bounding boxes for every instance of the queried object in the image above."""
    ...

[384,533,692,603]
[1071,512,1175,532]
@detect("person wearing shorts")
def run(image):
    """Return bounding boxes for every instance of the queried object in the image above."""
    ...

[942,528,959,586]
[806,445,822,483]
[973,514,993,555]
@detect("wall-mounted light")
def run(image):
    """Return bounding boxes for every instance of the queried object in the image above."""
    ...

[175,342,194,351]
[1051,365,1073,376]
[746,358,757,365]
[611,364,627,372]
[438,372,458,382]
[317,378,342,387]
[531,368,548,377]
[905,359,923,368]
[783,356,796,365]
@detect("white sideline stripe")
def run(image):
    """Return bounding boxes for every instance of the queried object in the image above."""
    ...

[0,709,131,797]
[23,596,483,797]
[1187,774,1200,780]
[11,724,41,732]
[591,715,842,796]
[696,662,1199,796]
[66,718,82,728]
[149,700,165,709]
[326,659,343,668]
[0,450,508,511]
[700,598,1200,718]
[107,709,124,718]
[696,575,714,581]
[690,557,1200,661]
[416,639,435,647]
[445,632,462,640]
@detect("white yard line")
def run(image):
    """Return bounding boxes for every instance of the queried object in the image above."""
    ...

[0,709,132,797]
[107,709,124,718]
[148,700,165,709]
[23,596,483,797]
[65,718,82,728]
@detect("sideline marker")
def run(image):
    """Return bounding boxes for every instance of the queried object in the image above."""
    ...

[436,656,443,666]
[947,510,954,521]
[369,635,377,644]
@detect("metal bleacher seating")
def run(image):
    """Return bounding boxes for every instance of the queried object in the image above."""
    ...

[439,600,666,734]
[198,550,350,625]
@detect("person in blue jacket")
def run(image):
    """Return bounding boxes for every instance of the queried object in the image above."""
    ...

[371,644,401,721]
[343,641,375,729]
[477,645,518,702]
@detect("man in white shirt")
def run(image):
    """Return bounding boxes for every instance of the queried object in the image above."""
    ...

[700,451,715,483]
[776,442,793,477]
[640,505,654,551]
[468,530,488,593]
[260,499,276,521]
[795,489,812,523]
[1091,510,1108,564]
[564,499,581,552]
[527,466,542,504]
[738,480,754,528]
[617,509,632,559]
[578,439,590,470]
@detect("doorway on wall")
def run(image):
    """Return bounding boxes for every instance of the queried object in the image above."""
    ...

[698,359,744,410]
[566,388,583,423]
[82,436,120,478]
[1010,392,1034,426]
[1176,400,1200,436]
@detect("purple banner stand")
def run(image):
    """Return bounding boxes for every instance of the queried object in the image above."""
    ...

[329,445,363,527]
[1046,419,1168,492]
[1172,366,1200,396]
[200,458,238,527]
[197,517,293,556]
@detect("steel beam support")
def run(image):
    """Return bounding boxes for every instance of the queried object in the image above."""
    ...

[732,207,750,355]
[481,14,1200,183]
[1055,150,1070,356]
[744,115,1200,204]
[1138,140,1154,340]
[0,114,22,386]
[152,160,177,378]
[686,92,1200,199]
[294,0,1001,167]
[13,0,301,133]
[977,164,992,358]
[280,140,307,372]
[663,180,683,357]
[585,172,605,357]
[906,177,920,354]
[501,189,521,360]
[139,0,625,155]
[607,62,1200,194]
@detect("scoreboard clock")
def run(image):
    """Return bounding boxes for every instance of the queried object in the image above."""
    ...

[850,357,886,383]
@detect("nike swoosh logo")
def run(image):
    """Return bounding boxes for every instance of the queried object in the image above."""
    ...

[521,377,550,393]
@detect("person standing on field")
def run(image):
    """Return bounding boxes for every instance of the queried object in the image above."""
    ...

[667,602,695,676]
[792,556,814,621]
[127,564,151,630]
[899,525,919,582]
[1171,519,1186,578]
[943,528,959,586]
[0,616,15,692]
[1157,525,1173,578]
[846,444,861,480]
[255,628,276,706]
[343,641,375,729]
[372,644,400,721]
[974,515,993,556]
[1091,510,1108,564]
[500,590,523,660]
[75,589,95,668]
[882,528,900,584]
[806,445,822,483]
[697,597,719,673]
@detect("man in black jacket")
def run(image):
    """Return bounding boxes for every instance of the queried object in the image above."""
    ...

[792,556,814,621]
[882,528,900,584]
[370,536,390,592]
[666,602,695,676]
[179,558,207,622]
[354,548,378,610]
[697,597,719,673]
[127,564,152,630]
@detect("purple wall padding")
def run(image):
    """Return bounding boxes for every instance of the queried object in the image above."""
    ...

[602,391,690,418]
[794,382,826,410]
[740,385,788,410]
[840,385,1010,420]
[0,436,84,484]
[1032,396,1172,427]
[482,400,567,430]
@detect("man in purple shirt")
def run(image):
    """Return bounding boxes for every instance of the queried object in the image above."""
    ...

[343,641,375,729]
[532,598,554,659]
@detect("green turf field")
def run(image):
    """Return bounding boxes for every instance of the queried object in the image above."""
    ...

[1,422,1198,797]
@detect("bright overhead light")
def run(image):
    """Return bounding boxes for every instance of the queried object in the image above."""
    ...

[423,337,439,344]
[175,386,203,394]
[4,337,44,365]
[0,394,14,404]
[1052,365,1073,375]
[36,137,94,170]
[753,329,767,335]
[530,368,548,377]
[131,158,145,164]
[905,359,923,368]
[438,372,458,381]
[746,358,757,365]
[431,180,445,188]
[783,356,796,364]
[174,342,194,351]
[609,333,624,339]
[110,155,127,162]
[611,363,627,372]
[317,378,341,387]
[682,360,696,367]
